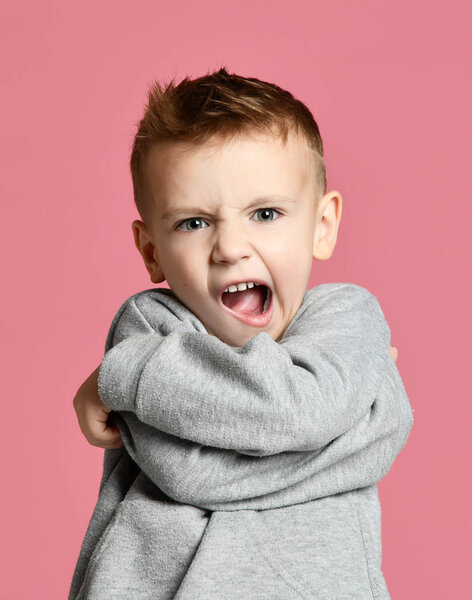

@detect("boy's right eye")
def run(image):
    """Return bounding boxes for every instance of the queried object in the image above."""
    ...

[176,218,209,231]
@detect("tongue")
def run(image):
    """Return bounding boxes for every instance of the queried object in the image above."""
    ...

[222,286,266,315]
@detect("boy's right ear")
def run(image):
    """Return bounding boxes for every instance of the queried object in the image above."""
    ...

[131,220,166,284]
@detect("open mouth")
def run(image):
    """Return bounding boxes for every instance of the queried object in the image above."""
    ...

[220,283,273,327]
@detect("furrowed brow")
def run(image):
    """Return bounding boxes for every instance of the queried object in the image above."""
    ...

[162,195,297,221]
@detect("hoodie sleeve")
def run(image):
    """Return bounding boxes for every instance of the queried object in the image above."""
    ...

[98,283,394,456]
[110,354,413,510]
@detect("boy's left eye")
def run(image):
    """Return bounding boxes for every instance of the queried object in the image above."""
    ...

[252,208,281,222]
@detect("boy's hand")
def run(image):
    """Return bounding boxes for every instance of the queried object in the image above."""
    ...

[389,345,398,363]
[73,365,124,449]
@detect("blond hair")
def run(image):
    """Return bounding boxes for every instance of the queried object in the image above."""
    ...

[130,67,326,220]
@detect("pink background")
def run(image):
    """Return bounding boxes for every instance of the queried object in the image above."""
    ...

[1,1,471,597]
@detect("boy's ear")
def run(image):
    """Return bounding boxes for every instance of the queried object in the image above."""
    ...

[312,190,343,260]
[132,220,166,283]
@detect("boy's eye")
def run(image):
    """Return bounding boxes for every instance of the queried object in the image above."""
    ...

[176,208,281,230]
[176,218,209,231]
[252,208,281,222]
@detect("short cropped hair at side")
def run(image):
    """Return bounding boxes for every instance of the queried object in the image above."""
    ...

[130,67,327,222]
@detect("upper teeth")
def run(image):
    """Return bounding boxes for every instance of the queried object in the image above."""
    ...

[224,282,260,293]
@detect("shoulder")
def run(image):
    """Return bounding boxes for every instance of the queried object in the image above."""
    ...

[104,287,206,351]
[118,287,187,323]
[304,282,381,306]
[283,282,389,339]
[302,282,386,318]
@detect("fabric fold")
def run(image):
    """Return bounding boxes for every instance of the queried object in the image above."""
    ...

[69,283,413,600]
[98,283,394,455]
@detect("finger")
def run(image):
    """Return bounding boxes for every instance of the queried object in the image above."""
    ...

[89,432,124,449]
[89,438,124,449]
[85,418,122,445]
[105,431,124,448]
[98,423,122,440]
[94,433,125,449]
[91,402,113,421]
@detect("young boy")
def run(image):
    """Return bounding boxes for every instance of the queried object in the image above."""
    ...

[70,68,413,599]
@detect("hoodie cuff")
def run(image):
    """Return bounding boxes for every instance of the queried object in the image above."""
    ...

[97,334,161,412]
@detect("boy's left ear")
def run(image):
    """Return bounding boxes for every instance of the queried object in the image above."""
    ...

[312,190,343,260]
[132,220,166,283]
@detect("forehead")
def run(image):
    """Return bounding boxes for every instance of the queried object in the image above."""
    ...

[144,130,317,210]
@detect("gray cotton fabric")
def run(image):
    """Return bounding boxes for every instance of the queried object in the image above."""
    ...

[68,282,414,600]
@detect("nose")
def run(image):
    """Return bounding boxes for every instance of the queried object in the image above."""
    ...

[211,224,252,265]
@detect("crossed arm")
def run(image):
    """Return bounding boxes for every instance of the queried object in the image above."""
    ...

[73,283,412,510]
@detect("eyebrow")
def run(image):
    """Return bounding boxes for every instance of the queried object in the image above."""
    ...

[162,195,298,221]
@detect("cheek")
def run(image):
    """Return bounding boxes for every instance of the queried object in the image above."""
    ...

[274,238,313,284]
[163,249,204,293]
[160,237,194,269]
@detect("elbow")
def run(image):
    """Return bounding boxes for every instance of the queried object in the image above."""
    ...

[157,470,226,509]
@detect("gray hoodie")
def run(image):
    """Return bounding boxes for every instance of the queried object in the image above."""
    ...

[69,283,413,600]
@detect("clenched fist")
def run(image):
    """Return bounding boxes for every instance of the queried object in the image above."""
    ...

[73,365,124,449]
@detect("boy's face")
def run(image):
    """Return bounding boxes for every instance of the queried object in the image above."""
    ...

[133,130,341,347]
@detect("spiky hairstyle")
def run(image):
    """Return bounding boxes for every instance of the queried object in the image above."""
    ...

[130,67,326,220]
